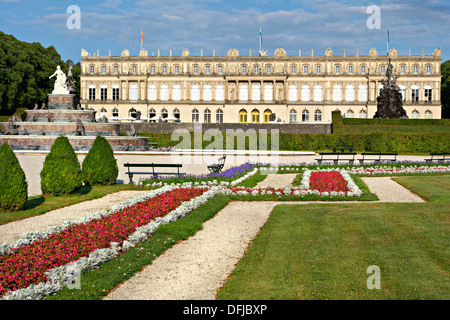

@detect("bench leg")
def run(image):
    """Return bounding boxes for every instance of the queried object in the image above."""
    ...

[128,173,134,185]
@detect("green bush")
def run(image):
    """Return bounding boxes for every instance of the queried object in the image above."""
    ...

[0,143,28,211]
[40,136,82,196]
[81,136,118,186]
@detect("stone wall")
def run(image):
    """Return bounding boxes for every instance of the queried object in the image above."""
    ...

[120,122,332,134]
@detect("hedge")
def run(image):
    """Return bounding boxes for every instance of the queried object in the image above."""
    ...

[81,136,118,186]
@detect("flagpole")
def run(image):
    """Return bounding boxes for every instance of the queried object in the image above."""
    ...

[141,27,143,52]
[386,26,389,55]
[259,26,262,56]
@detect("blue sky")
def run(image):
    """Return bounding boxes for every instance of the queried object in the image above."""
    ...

[0,0,449,63]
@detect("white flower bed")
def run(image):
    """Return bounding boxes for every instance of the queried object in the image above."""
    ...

[346,164,450,175]
[0,186,221,300]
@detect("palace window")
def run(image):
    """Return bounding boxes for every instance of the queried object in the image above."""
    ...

[173,109,180,120]
[314,85,322,102]
[358,84,368,102]
[361,65,366,74]
[160,84,169,102]
[216,84,224,101]
[205,65,211,75]
[316,65,321,74]
[399,85,407,101]
[289,109,297,123]
[90,65,95,74]
[148,84,157,101]
[302,109,309,122]
[411,110,419,119]
[289,84,298,102]
[314,109,322,121]
[346,110,354,118]
[359,110,367,119]
[131,65,137,74]
[346,84,355,102]
[424,85,432,102]
[191,84,200,101]
[150,66,156,74]
[252,84,260,102]
[254,65,260,74]
[193,65,199,74]
[303,65,309,74]
[217,65,223,74]
[149,109,156,119]
[411,85,419,102]
[88,84,96,100]
[113,65,118,74]
[112,108,119,117]
[216,109,223,123]
[413,65,419,74]
[348,65,353,74]
[161,108,168,119]
[380,65,386,74]
[172,84,181,101]
[239,84,248,101]
[264,109,272,123]
[301,84,310,102]
[239,109,248,123]
[264,84,273,101]
[291,65,297,74]
[101,65,106,74]
[426,65,432,74]
[162,66,168,74]
[100,84,108,101]
[129,84,138,101]
[400,65,406,74]
[204,109,212,123]
[174,65,180,74]
[129,108,137,119]
[424,110,432,119]
[335,65,341,74]
[241,65,247,74]
[251,109,260,123]
[266,65,272,74]
[333,84,342,102]
[192,109,199,122]
[204,84,212,101]
[100,108,107,117]
[112,84,119,101]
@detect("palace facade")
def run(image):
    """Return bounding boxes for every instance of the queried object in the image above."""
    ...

[79,46,442,123]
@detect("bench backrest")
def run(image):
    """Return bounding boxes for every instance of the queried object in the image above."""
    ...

[361,153,398,156]
[218,156,226,165]
[319,152,357,156]
[124,163,182,168]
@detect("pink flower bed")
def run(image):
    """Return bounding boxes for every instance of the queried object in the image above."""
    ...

[309,171,350,193]
[0,188,206,297]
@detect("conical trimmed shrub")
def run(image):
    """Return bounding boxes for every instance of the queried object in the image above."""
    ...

[0,142,28,211]
[40,136,82,196]
[81,136,118,186]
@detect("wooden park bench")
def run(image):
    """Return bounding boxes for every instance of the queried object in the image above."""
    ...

[315,152,357,165]
[425,152,450,163]
[332,144,354,153]
[359,152,398,164]
[207,156,226,174]
[124,163,184,184]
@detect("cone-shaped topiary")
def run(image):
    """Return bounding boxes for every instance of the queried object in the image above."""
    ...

[40,136,82,196]
[0,142,28,211]
[81,135,118,185]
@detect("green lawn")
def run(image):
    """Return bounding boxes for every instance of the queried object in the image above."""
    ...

[216,175,450,300]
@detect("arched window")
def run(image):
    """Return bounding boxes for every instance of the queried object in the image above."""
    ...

[301,84,310,102]
[314,85,322,102]
[264,109,272,123]
[333,84,342,102]
[359,110,367,119]
[172,84,181,101]
[173,108,180,120]
[251,109,260,123]
[302,110,309,122]
[424,110,432,119]
[314,109,322,121]
[148,84,157,101]
[411,84,419,102]
[204,84,212,102]
[289,110,297,123]
[149,108,156,119]
[215,84,224,101]
[264,84,273,101]
[346,85,355,102]
[378,84,384,97]
[358,84,368,102]
[130,84,138,101]
[112,84,120,101]
[204,109,212,123]
[161,108,168,119]
[289,84,298,102]
[100,84,108,101]
[252,84,260,102]
[239,109,248,123]
[346,109,354,118]
[129,108,137,119]
[100,108,107,117]
[424,84,432,102]
[411,110,419,119]
[192,109,199,122]
[399,85,407,101]
[88,84,96,100]
[112,108,119,118]
[239,84,248,101]
[216,109,223,123]
[191,84,200,101]
[160,84,169,102]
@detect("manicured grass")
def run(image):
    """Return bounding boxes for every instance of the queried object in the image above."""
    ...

[217,176,450,300]
[45,195,230,300]
[237,171,267,188]
[0,184,152,226]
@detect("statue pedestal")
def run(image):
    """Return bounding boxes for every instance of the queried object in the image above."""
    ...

[47,94,75,110]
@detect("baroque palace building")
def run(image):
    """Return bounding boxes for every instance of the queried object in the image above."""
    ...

[79,46,442,124]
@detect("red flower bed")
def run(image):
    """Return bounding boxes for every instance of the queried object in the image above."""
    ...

[0,188,206,297]
[309,171,350,193]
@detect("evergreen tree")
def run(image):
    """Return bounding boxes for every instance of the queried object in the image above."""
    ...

[0,142,28,211]
[441,60,450,118]
[40,136,82,196]
[81,136,118,185]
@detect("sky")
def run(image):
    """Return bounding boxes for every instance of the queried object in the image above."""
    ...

[0,0,449,63]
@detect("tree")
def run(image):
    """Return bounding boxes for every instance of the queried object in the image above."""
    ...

[0,142,28,211]
[81,136,118,186]
[40,136,82,196]
[441,60,450,119]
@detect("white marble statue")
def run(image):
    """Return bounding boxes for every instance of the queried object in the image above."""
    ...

[49,65,69,94]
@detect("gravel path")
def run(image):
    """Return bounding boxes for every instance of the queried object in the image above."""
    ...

[361,177,425,203]
[0,191,148,244]
[256,173,298,188]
